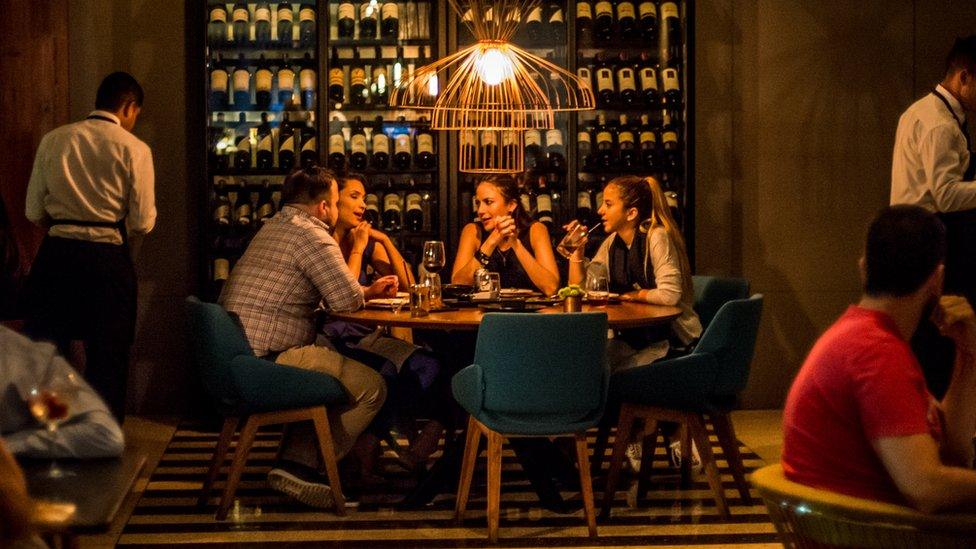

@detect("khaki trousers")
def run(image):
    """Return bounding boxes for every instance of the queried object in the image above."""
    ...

[275,345,386,467]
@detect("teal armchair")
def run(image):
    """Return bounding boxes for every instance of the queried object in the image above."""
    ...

[452,312,609,542]
[693,275,750,330]
[185,297,349,519]
[599,295,764,519]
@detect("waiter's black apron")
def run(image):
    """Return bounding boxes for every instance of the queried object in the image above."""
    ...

[910,91,976,399]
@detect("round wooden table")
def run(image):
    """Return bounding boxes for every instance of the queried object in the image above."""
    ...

[329,301,682,330]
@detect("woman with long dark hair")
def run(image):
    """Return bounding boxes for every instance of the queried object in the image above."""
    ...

[451,175,559,295]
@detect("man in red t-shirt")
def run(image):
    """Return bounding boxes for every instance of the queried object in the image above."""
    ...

[783,205,976,512]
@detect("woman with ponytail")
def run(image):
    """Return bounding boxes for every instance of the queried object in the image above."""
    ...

[452,174,559,295]
[568,175,701,369]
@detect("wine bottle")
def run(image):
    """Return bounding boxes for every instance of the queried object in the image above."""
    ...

[535,179,554,227]
[618,115,637,169]
[372,54,388,105]
[210,55,229,110]
[415,117,436,170]
[257,180,276,223]
[577,66,593,96]
[278,112,296,170]
[298,1,316,47]
[232,2,250,46]
[337,2,356,38]
[382,189,403,230]
[526,6,544,43]
[381,2,399,39]
[360,1,378,39]
[661,110,679,153]
[371,116,390,168]
[501,131,519,171]
[235,189,253,227]
[328,117,347,171]
[639,114,658,170]
[235,112,253,169]
[213,257,231,287]
[350,50,367,105]
[277,56,296,105]
[212,113,230,170]
[255,55,273,109]
[638,53,659,106]
[578,124,594,171]
[208,4,228,46]
[300,112,319,168]
[405,187,423,231]
[576,1,593,45]
[256,113,274,170]
[595,114,615,170]
[364,192,381,225]
[327,48,345,105]
[277,2,294,46]
[300,52,316,109]
[349,116,368,170]
[461,188,474,224]
[594,1,614,44]
[548,3,565,43]
[481,130,498,170]
[660,1,681,64]
[595,54,616,108]
[232,54,251,109]
[214,182,232,230]
[617,1,637,41]
[545,128,566,171]
[662,67,681,107]
[617,53,638,107]
[519,181,533,215]
[254,2,272,47]
[576,188,593,224]
[638,1,658,42]
[524,130,544,171]
[393,117,412,169]
[460,129,477,168]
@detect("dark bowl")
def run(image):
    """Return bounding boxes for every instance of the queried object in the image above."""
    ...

[442,284,475,299]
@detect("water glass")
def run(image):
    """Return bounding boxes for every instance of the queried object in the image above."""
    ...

[475,268,491,291]
[557,223,589,258]
[487,272,501,300]
[425,272,443,309]
[409,284,431,317]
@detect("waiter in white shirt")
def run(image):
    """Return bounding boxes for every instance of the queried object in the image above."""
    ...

[891,36,976,398]
[23,72,156,421]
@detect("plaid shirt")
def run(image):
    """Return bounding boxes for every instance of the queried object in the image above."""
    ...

[219,205,364,357]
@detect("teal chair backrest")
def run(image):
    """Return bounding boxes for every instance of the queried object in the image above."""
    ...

[693,275,750,330]
[185,296,254,401]
[695,294,764,398]
[474,312,608,416]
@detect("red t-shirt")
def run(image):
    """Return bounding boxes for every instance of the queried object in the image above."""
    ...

[782,305,943,504]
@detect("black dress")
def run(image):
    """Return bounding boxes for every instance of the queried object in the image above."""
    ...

[475,223,537,290]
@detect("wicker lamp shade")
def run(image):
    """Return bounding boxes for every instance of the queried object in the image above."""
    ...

[388,0,595,131]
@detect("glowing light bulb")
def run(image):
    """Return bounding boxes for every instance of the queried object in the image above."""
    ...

[475,47,513,86]
[428,74,439,96]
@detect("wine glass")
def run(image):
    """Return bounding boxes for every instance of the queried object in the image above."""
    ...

[585,262,610,306]
[422,240,446,274]
[25,371,81,478]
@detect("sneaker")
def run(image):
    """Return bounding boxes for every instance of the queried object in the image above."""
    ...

[625,442,642,472]
[268,466,335,510]
[668,440,702,472]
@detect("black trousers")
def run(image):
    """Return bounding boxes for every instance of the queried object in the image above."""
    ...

[24,236,136,421]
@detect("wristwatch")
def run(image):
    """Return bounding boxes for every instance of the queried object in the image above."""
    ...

[476,249,491,266]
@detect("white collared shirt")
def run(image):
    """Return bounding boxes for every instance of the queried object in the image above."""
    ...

[891,84,976,212]
[25,110,156,244]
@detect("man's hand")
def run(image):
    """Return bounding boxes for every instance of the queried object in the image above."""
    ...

[934,295,976,353]
[363,275,398,300]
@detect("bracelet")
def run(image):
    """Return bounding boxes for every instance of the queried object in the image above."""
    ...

[475,250,491,266]
[569,258,584,264]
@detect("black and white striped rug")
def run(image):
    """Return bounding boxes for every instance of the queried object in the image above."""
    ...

[118,424,778,547]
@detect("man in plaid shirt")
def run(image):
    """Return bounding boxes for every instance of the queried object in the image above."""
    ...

[220,166,398,510]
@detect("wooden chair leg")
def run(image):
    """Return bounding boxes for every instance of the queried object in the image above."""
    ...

[636,421,659,501]
[486,429,504,543]
[574,433,598,538]
[688,414,729,518]
[455,416,482,523]
[601,405,636,518]
[199,416,239,507]
[274,423,291,463]
[590,419,612,476]
[310,407,346,516]
[679,421,693,488]
[710,412,752,504]
[216,416,259,520]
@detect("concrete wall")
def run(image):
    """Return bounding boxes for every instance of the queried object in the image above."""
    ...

[68,1,197,414]
[696,1,976,407]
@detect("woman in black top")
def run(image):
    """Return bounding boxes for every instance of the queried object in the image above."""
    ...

[451,175,559,295]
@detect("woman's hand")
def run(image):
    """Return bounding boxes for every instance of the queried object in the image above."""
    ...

[348,221,371,253]
[494,215,517,244]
